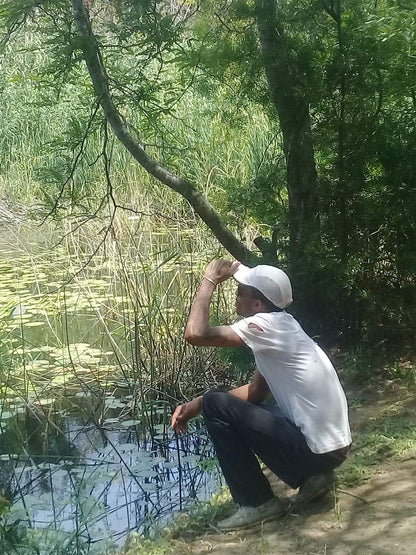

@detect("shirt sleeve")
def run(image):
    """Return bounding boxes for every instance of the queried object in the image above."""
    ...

[230,314,283,352]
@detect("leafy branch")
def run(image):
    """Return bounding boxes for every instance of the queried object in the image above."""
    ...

[71,0,258,266]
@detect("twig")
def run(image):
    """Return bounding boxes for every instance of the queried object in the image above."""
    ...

[337,488,369,504]
[41,98,102,224]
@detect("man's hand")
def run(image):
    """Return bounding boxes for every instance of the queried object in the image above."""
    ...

[171,397,203,434]
[204,259,240,286]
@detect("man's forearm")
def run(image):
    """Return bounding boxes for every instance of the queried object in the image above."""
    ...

[190,395,203,411]
[229,384,250,401]
[186,385,259,417]
[229,370,269,404]
[184,279,215,341]
[175,375,266,432]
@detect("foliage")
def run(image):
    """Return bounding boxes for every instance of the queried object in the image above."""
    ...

[338,350,416,386]
[1,0,416,352]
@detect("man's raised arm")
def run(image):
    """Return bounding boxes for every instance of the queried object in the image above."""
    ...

[184,259,244,348]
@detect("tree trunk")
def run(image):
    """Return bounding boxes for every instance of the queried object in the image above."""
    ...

[255,0,319,263]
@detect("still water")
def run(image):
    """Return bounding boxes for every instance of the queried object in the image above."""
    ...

[1,408,220,549]
[0,225,224,552]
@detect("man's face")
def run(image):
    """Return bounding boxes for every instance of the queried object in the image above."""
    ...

[235,284,260,317]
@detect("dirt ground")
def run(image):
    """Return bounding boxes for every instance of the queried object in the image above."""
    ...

[185,386,416,555]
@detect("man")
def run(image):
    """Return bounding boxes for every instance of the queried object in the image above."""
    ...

[171,259,351,531]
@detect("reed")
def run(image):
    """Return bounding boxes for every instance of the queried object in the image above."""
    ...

[0,26,280,235]
[0,210,247,553]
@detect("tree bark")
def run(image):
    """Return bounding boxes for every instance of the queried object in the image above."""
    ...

[71,0,257,266]
[255,0,319,261]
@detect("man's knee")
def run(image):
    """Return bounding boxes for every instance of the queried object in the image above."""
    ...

[202,389,229,418]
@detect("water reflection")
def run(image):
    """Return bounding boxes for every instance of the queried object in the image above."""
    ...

[1,405,221,548]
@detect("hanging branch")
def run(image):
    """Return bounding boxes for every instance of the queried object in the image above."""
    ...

[71,0,258,266]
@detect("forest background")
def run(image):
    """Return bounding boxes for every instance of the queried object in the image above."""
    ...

[2,0,416,351]
[0,0,416,553]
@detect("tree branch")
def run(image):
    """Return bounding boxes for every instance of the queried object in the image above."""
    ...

[71,0,257,265]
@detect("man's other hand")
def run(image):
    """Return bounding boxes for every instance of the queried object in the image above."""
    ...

[204,259,240,285]
[171,397,203,434]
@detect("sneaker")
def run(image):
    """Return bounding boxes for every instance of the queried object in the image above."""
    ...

[217,497,286,531]
[290,471,335,510]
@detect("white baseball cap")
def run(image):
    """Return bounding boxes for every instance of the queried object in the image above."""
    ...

[233,264,293,309]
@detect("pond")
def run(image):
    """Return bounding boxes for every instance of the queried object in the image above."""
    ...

[0,222,227,553]
[1,404,221,551]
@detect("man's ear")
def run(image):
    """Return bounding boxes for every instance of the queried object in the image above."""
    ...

[253,298,265,311]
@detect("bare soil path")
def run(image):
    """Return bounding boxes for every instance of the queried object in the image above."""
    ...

[183,386,416,554]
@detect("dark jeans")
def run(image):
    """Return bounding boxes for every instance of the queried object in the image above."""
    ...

[202,389,348,507]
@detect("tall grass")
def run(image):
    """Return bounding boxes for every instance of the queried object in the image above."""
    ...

[0,26,282,239]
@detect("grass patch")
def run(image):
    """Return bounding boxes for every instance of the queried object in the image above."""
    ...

[338,411,416,488]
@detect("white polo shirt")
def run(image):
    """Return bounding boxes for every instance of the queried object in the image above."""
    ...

[230,311,352,454]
